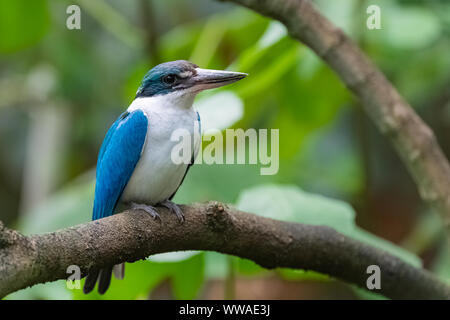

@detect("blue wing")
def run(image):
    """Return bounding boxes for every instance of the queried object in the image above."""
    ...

[93,110,148,220]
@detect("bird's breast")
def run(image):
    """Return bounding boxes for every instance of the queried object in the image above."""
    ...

[120,101,198,205]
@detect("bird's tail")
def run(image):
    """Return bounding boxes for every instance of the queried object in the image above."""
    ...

[83,263,125,294]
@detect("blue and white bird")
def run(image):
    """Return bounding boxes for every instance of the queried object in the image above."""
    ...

[83,60,247,294]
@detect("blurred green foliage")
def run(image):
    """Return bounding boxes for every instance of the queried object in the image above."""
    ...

[0,0,50,53]
[2,0,450,300]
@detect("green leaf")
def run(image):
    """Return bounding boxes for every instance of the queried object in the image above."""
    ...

[235,257,265,275]
[204,252,228,278]
[351,286,387,300]
[6,281,71,300]
[235,41,301,99]
[195,91,244,134]
[365,2,442,50]
[431,236,450,284]
[315,0,357,34]
[237,184,355,234]
[171,253,205,299]
[18,173,93,235]
[277,269,329,282]
[173,164,276,205]
[384,6,441,50]
[0,0,50,53]
[256,21,287,49]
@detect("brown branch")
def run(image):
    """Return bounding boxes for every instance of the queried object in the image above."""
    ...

[1,202,449,299]
[221,0,450,227]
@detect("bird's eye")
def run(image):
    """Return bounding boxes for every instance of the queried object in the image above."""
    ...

[162,74,177,85]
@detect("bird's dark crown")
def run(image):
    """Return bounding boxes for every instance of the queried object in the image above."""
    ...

[136,60,199,98]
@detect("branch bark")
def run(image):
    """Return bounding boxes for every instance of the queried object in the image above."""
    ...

[221,0,450,227]
[1,202,450,299]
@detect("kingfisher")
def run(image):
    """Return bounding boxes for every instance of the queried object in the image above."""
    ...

[83,60,247,294]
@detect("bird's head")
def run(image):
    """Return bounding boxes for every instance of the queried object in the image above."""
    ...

[135,60,247,98]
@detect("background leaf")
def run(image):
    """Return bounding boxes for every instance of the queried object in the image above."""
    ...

[0,0,50,53]
[236,184,421,267]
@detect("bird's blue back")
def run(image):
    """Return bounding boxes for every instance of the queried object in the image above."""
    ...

[93,110,148,220]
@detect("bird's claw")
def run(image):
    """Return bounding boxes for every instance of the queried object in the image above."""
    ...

[160,200,185,223]
[131,203,161,220]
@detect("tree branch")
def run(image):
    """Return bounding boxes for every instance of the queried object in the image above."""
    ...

[1,202,449,299]
[221,0,450,227]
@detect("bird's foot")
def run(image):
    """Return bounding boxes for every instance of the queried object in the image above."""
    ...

[160,199,184,223]
[131,202,160,220]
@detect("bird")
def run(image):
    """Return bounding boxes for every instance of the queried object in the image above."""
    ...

[83,60,247,294]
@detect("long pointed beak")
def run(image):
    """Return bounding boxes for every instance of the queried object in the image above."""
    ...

[192,68,247,91]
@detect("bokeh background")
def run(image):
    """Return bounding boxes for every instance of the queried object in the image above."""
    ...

[1,0,450,299]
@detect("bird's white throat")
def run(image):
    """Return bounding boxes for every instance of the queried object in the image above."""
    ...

[128,90,197,114]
